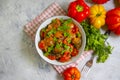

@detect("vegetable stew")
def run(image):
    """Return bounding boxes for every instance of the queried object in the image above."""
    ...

[38,18,82,62]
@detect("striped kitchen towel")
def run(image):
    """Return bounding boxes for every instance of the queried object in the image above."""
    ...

[24,2,93,74]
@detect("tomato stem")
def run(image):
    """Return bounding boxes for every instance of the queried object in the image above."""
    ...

[76,5,83,12]
[71,74,75,79]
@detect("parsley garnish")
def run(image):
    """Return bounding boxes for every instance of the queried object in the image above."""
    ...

[64,32,70,37]
[47,28,56,37]
[55,42,62,49]
[58,19,72,32]
[53,37,57,42]
[64,44,70,50]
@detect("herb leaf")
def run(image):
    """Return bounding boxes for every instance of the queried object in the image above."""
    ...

[81,20,113,63]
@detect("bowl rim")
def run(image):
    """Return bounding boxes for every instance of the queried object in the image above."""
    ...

[35,16,86,65]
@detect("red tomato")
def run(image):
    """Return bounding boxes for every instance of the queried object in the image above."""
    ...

[63,38,68,45]
[106,7,120,35]
[92,0,109,4]
[72,26,79,33]
[68,44,74,50]
[41,32,45,39]
[59,52,71,62]
[38,41,45,49]
[71,48,79,57]
[113,26,120,35]
[47,55,56,60]
[63,67,81,80]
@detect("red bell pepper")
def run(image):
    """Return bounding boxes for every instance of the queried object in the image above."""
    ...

[68,0,90,23]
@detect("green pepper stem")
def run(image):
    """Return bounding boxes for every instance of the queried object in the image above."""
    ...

[76,5,83,12]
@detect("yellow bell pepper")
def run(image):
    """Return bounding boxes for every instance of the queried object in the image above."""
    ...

[89,5,106,29]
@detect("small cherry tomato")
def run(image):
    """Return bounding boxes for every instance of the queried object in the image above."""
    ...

[38,41,45,49]
[72,26,79,33]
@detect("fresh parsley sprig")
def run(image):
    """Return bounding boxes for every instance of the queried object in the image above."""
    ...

[81,20,113,63]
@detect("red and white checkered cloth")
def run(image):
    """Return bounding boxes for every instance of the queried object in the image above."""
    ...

[24,2,66,41]
[24,2,93,74]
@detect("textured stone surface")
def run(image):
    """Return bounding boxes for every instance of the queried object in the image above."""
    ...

[0,0,120,80]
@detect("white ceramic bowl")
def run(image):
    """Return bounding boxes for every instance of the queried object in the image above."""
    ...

[35,16,86,65]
